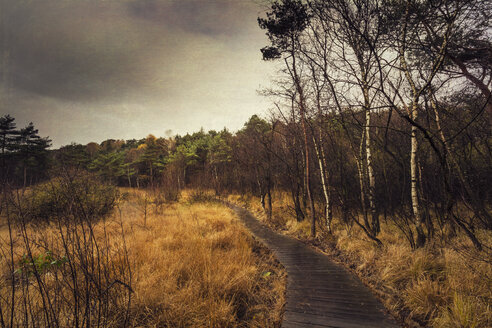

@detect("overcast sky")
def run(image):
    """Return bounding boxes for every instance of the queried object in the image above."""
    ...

[0,0,276,148]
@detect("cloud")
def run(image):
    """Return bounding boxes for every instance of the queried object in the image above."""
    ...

[0,0,275,147]
[126,0,255,36]
[4,0,173,102]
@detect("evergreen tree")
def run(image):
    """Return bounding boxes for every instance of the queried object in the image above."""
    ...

[55,143,91,170]
[0,114,18,155]
[139,135,167,188]
[16,122,51,187]
[89,151,126,184]
[0,114,20,180]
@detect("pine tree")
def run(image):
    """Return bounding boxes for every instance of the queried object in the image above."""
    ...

[16,122,51,187]
[0,114,19,181]
[0,114,18,154]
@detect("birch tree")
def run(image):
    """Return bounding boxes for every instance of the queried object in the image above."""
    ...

[259,0,318,236]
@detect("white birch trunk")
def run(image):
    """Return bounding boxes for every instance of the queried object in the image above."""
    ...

[313,135,332,232]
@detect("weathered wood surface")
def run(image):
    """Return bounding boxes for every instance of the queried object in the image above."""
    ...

[229,204,400,328]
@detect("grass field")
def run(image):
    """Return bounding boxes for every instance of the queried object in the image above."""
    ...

[0,187,285,327]
[122,189,285,327]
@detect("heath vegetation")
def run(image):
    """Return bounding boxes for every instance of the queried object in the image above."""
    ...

[1,0,491,327]
[0,175,285,327]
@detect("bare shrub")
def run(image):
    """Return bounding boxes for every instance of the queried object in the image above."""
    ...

[0,174,132,327]
[187,189,218,204]
[160,163,181,203]
[12,171,118,224]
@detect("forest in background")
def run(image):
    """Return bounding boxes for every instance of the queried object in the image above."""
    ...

[2,95,490,252]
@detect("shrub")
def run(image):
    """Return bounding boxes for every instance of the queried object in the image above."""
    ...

[19,172,119,223]
[187,189,217,204]
[0,172,131,327]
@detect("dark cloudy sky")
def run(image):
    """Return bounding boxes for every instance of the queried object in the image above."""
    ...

[0,0,275,147]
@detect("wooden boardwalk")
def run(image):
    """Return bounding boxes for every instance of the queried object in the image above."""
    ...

[229,204,400,328]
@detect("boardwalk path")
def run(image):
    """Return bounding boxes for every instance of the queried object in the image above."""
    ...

[228,204,399,328]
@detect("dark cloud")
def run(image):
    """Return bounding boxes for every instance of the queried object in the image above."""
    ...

[0,0,274,147]
[3,0,171,102]
[1,0,263,103]
[127,0,253,36]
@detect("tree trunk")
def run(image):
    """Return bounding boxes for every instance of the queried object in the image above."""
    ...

[418,161,433,238]
[302,111,316,237]
[357,52,379,236]
[260,193,266,210]
[410,102,426,247]
[255,166,266,210]
[23,165,27,189]
[313,135,332,232]
[364,100,379,235]
[213,165,220,195]
[290,50,316,237]
[398,12,427,247]
[357,133,370,230]
[149,162,153,189]
[292,183,305,222]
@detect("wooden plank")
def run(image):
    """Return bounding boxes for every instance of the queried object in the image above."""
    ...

[228,203,400,328]
[284,310,395,328]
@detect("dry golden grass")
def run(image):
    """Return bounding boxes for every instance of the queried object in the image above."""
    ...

[123,189,285,327]
[0,189,285,327]
[0,201,132,326]
[227,191,492,328]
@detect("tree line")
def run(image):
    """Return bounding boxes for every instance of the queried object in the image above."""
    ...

[2,0,491,252]
[3,107,489,254]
